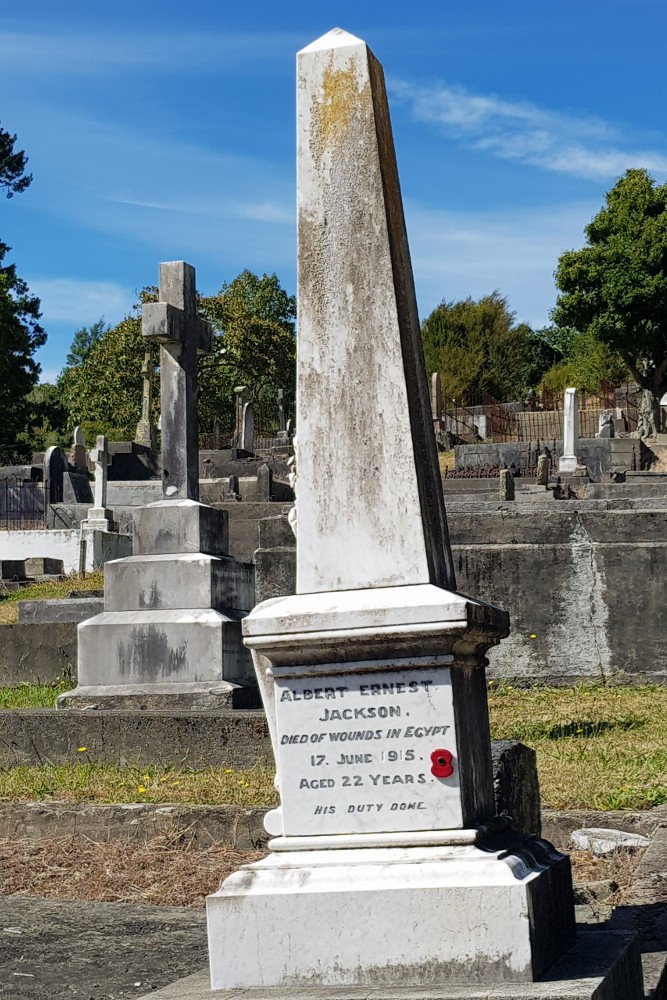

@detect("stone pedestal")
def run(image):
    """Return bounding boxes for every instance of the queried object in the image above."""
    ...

[83,506,112,530]
[59,499,255,710]
[207,585,575,989]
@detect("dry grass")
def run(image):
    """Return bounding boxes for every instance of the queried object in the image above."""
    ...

[0,834,264,907]
[438,450,455,474]
[489,682,667,810]
[569,847,643,892]
[0,762,278,807]
[0,571,104,625]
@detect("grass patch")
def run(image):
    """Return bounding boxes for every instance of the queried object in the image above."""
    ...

[0,761,277,807]
[0,570,104,625]
[489,682,667,810]
[0,680,73,708]
[1,682,666,812]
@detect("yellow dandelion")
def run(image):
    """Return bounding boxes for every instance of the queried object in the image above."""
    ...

[137,786,146,794]
[529,633,536,640]
[77,747,87,753]
[224,768,233,773]
[142,774,150,781]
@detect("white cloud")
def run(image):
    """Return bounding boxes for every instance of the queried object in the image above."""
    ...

[28,278,135,326]
[391,79,667,182]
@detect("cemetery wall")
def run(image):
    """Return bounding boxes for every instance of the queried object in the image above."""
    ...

[0,527,131,575]
[455,438,640,479]
[255,509,667,685]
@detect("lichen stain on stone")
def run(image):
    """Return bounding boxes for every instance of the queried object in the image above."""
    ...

[310,55,368,167]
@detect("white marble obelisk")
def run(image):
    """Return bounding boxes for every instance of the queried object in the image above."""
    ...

[558,387,580,473]
[206,28,577,992]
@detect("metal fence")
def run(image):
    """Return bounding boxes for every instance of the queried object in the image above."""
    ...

[0,477,47,530]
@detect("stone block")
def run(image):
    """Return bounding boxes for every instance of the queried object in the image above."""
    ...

[1,559,26,579]
[0,621,76,686]
[133,500,228,557]
[254,547,296,604]
[104,554,254,613]
[258,514,294,549]
[17,597,104,624]
[77,609,252,687]
[24,557,65,577]
[491,739,541,836]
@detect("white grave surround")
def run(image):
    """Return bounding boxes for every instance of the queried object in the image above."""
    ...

[206,585,577,990]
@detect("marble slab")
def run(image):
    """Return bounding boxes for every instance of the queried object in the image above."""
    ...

[275,666,461,836]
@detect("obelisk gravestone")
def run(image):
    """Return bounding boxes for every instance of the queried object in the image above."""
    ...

[204,29,631,995]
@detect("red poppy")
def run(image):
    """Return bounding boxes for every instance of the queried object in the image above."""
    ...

[430,748,454,778]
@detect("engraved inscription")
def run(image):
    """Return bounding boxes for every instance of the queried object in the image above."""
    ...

[274,667,462,837]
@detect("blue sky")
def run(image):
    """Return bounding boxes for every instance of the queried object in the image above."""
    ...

[3,0,667,382]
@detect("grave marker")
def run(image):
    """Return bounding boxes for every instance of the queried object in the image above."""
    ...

[135,352,157,450]
[85,434,112,529]
[558,387,580,473]
[142,262,211,500]
[206,28,591,994]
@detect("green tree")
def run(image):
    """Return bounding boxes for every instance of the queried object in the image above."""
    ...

[58,291,158,442]
[538,326,628,396]
[59,270,296,442]
[65,316,110,368]
[0,125,45,461]
[16,382,69,453]
[553,168,667,436]
[0,124,32,197]
[421,292,553,402]
[200,270,296,432]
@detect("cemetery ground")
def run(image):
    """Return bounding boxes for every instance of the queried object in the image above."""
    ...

[0,681,664,908]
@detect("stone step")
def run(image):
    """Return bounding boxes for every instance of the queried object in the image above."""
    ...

[104,553,254,613]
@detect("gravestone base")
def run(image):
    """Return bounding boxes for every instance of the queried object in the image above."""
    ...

[56,678,259,711]
[206,838,576,990]
[62,499,255,711]
[138,930,644,999]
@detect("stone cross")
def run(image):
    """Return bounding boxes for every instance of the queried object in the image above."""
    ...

[558,387,579,473]
[142,262,211,500]
[135,352,156,450]
[90,434,111,509]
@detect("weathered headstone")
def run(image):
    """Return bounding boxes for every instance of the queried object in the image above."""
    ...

[60,262,254,712]
[43,446,66,504]
[558,387,580,473]
[240,400,254,454]
[536,452,549,486]
[276,387,286,433]
[134,352,157,451]
[499,466,515,501]
[142,262,211,500]
[205,28,605,995]
[597,409,615,438]
[233,386,248,447]
[68,426,88,475]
